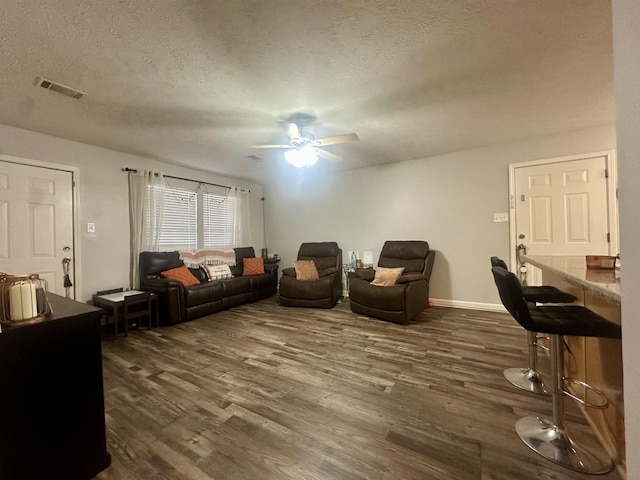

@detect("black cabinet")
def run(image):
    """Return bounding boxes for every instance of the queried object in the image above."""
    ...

[0,294,111,480]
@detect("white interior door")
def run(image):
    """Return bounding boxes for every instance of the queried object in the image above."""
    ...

[514,155,610,256]
[0,160,75,297]
[512,154,612,284]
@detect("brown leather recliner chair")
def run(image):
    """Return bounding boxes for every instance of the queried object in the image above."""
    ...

[279,242,342,308]
[348,241,435,324]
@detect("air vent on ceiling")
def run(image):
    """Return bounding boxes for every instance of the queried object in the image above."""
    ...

[35,77,87,99]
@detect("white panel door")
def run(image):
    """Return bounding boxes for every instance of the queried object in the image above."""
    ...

[514,155,610,257]
[0,160,74,296]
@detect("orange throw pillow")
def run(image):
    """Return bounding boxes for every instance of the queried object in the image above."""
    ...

[161,265,200,286]
[243,257,265,276]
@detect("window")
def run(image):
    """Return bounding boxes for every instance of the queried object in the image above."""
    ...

[147,180,248,250]
[203,191,235,247]
[156,185,197,249]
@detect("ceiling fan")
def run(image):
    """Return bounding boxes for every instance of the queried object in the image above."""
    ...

[251,113,358,166]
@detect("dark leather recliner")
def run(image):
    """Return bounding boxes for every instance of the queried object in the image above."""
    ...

[348,241,435,324]
[279,242,342,308]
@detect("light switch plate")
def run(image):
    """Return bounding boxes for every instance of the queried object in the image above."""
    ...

[87,222,96,233]
[493,213,509,223]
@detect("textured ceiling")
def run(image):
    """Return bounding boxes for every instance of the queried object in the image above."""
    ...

[0,1,613,184]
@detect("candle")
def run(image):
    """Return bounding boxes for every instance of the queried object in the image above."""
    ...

[9,282,37,321]
[9,285,23,321]
[23,282,37,319]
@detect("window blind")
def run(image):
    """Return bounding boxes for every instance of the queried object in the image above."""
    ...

[203,191,235,247]
[151,185,197,249]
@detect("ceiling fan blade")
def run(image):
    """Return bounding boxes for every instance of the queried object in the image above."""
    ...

[313,133,359,147]
[316,148,342,162]
[251,144,293,149]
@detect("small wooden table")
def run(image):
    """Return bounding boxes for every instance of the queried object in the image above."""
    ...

[93,290,158,337]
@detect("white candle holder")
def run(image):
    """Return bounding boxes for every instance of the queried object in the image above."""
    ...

[0,273,52,326]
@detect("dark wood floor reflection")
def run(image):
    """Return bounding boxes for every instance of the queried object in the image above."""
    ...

[96,298,623,480]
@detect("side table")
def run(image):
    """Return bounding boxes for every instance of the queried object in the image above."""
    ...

[342,264,355,297]
[343,264,375,297]
[93,290,158,338]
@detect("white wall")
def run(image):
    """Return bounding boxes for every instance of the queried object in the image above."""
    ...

[613,2,640,478]
[265,124,616,309]
[0,124,265,302]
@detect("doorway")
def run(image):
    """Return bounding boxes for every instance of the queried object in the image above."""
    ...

[509,151,618,284]
[0,155,78,298]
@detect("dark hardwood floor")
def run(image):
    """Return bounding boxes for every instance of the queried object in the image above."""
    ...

[96,298,623,480]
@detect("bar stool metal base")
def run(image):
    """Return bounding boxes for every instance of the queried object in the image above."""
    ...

[503,367,548,395]
[504,330,549,395]
[516,416,612,474]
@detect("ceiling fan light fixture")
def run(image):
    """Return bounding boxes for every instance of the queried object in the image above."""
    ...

[284,145,318,167]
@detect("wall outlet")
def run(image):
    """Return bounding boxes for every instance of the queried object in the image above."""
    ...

[493,213,509,223]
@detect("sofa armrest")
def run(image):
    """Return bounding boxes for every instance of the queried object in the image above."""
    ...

[142,277,185,291]
[140,278,185,325]
[352,268,375,282]
[397,273,425,284]
[318,266,339,277]
[282,267,297,277]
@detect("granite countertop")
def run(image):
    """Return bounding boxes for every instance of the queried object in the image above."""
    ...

[523,255,621,306]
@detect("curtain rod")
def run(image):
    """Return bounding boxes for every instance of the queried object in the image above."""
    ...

[121,168,250,192]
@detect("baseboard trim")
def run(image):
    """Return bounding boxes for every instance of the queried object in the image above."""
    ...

[429,298,506,312]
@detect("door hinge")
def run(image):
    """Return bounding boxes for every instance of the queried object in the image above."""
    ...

[72,180,76,187]
[605,168,609,178]
[607,232,611,243]
[510,195,515,209]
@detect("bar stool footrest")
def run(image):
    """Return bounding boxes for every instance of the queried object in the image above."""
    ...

[535,334,550,352]
[515,416,612,474]
[564,378,609,409]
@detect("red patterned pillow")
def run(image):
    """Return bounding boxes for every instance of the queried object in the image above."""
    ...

[243,257,265,276]
[161,265,200,286]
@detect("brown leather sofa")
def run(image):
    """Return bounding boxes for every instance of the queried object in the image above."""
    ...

[139,247,278,325]
[348,241,435,324]
[279,242,342,308]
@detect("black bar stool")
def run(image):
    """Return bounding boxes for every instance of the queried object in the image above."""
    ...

[490,257,576,395]
[491,266,621,474]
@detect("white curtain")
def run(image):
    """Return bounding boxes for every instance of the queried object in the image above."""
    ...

[128,170,165,288]
[229,187,251,246]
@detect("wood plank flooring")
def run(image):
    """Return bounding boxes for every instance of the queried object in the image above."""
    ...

[95,298,623,480]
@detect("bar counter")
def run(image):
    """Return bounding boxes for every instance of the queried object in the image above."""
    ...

[524,255,620,307]
[523,255,625,477]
